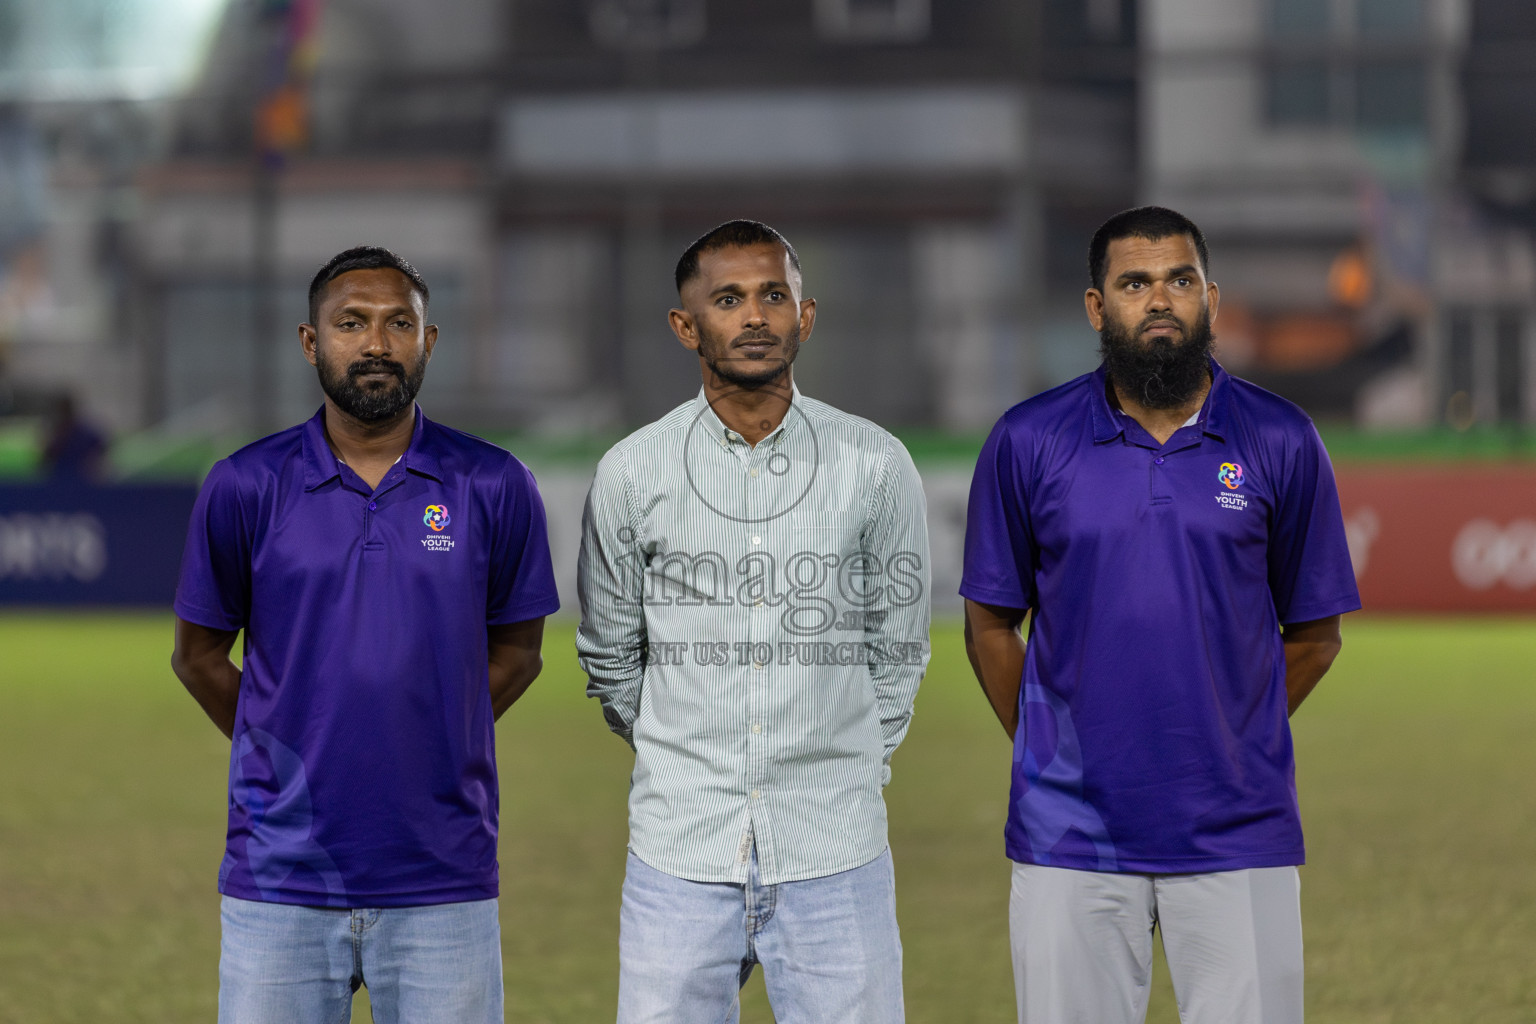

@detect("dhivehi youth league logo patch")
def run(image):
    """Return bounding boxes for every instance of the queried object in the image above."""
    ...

[423,504,451,532]
[1217,463,1245,490]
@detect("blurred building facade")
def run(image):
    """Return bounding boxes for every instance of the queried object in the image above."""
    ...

[0,0,1533,439]
[1145,0,1536,426]
[128,0,1137,436]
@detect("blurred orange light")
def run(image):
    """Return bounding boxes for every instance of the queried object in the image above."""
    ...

[1328,246,1372,308]
[255,85,308,154]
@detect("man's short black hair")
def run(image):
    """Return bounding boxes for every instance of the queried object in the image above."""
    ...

[675,220,801,294]
[1088,206,1210,292]
[307,245,430,324]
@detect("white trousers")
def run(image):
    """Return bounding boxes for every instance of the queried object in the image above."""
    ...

[1009,862,1303,1024]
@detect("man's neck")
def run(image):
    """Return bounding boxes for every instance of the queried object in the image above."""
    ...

[322,402,415,488]
[702,371,793,447]
[1108,373,1210,447]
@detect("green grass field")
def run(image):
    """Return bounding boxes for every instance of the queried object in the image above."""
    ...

[1,615,1534,1023]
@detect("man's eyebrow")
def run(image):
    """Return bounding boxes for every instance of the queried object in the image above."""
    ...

[1114,263,1199,283]
[332,303,416,319]
[708,279,789,297]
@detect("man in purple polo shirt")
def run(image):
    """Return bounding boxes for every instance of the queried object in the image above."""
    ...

[962,207,1360,1024]
[171,245,559,1023]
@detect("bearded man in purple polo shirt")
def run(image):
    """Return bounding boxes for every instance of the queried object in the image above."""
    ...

[962,207,1360,1024]
[171,246,559,1024]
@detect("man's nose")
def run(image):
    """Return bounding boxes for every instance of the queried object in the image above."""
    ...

[361,324,391,355]
[741,298,769,327]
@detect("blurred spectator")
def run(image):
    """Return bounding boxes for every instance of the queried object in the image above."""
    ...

[40,393,108,482]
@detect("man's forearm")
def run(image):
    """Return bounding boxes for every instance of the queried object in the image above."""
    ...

[1282,615,1343,716]
[490,656,542,720]
[172,661,241,739]
[963,600,1027,740]
[870,654,928,764]
[966,635,1024,739]
[488,619,547,721]
[586,675,641,746]
[1283,643,1339,715]
[172,619,242,739]
[576,617,646,745]
[579,644,643,744]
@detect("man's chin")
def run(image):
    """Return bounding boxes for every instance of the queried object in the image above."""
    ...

[708,360,789,391]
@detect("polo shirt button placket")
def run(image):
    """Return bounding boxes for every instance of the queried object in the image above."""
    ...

[1149,452,1174,504]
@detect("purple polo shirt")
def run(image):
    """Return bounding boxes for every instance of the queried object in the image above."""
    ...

[175,406,559,907]
[961,361,1360,874]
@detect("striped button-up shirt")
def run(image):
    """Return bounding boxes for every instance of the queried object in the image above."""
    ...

[577,388,931,884]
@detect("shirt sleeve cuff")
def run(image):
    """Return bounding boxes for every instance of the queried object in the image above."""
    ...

[488,596,562,626]
[171,599,243,632]
[958,581,1029,610]
[1277,594,1362,626]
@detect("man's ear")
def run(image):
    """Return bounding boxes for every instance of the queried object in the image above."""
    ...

[797,297,817,345]
[423,323,439,363]
[1084,289,1106,333]
[669,307,700,353]
[299,323,318,367]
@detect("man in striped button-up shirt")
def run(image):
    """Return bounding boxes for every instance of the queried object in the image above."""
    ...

[577,220,931,1023]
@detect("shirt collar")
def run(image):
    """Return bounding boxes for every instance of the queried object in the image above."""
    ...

[1199,359,1232,441]
[1089,357,1231,444]
[692,383,801,449]
[300,404,442,490]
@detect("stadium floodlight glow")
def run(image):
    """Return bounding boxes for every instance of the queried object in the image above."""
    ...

[0,0,232,102]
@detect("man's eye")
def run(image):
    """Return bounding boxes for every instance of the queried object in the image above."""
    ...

[718,296,738,306]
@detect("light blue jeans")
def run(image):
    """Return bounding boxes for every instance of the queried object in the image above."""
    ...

[217,895,503,1024]
[617,848,904,1024]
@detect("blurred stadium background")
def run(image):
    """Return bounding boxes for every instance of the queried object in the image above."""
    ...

[1,0,1535,1021]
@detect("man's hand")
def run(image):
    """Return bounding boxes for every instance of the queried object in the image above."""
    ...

[171,617,242,739]
[963,599,1029,740]
[488,617,547,720]
[1281,614,1343,716]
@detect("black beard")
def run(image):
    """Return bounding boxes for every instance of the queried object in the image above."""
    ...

[316,354,425,423]
[700,323,800,391]
[1099,308,1215,410]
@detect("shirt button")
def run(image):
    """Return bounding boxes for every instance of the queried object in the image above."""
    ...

[754,599,764,608]
[368,501,378,510]
[752,660,764,670]
[1154,457,1165,465]
[752,723,762,734]
[750,468,759,478]
[751,536,761,545]
[751,790,762,800]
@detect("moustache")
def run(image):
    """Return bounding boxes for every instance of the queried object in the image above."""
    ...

[348,359,406,380]
[733,331,781,346]
[1139,315,1186,335]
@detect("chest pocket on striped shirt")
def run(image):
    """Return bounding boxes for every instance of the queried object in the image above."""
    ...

[789,510,863,550]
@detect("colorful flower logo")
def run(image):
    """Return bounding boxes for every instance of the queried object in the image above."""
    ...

[423,504,451,532]
[1217,462,1244,490]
